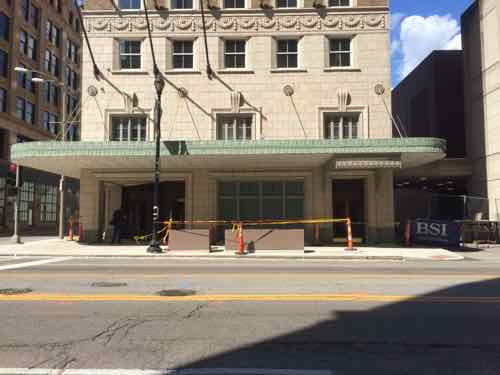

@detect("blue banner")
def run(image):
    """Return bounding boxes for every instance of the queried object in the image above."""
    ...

[411,220,461,247]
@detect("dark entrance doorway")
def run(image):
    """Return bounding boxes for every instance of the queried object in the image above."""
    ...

[332,179,365,243]
[121,181,185,239]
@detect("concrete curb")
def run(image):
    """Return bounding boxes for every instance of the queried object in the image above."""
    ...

[0,253,466,261]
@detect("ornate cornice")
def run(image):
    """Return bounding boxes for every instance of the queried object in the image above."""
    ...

[86,13,387,34]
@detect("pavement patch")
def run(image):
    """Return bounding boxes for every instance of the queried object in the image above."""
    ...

[91,282,128,288]
[0,288,32,295]
[157,289,197,297]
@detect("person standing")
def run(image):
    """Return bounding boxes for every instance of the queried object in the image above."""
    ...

[111,207,126,244]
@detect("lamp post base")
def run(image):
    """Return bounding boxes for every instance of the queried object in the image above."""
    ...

[147,240,163,253]
[11,234,22,244]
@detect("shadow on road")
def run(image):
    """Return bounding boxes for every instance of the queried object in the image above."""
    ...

[174,278,500,374]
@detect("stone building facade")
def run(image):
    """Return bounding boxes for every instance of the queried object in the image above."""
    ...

[0,0,81,235]
[12,0,447,245]
[462,0,500,220]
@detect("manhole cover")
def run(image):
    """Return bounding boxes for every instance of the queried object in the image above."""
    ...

[0,288,33,295]
[91,282,128,288]
[156,289,197,297]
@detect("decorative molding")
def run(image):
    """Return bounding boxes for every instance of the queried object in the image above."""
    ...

[85,13,387,34]
[334,159,402,170]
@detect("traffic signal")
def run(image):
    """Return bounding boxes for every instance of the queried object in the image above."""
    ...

[5,163,23,197]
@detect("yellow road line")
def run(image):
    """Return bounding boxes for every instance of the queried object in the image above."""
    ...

[1,293,500,303]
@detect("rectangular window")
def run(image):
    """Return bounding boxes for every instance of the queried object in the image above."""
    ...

[119,40,141,69]
[0,13,9,41]
[46,20,60,47]
[110,116,147,141]
[40,184,58,222]
[0,88,6,112]
[16,98,35,125]
[19,30,27,54]
[0,49,7,77]
[43,82,59,106]
[66,95,77,116]
[276,0,296,7]
[30,3,39,29]
[21,0,29,21]
[276,39,298,68]
[43,111,59,134]
[119,0,141,9]
[19,181,34,224]
[324,113,360,139]
[328,0,349,5]
[216,114,252,140]
[329,39,351,67]
[44,49,59,77]
[223,0,245,8]
[224,40,246,69]
[16,64,36,93]
[20,31,37,61]
[171,0,193,8]
[172,40,193,69]
[218,181,304,221]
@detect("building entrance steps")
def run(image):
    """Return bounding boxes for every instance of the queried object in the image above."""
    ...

[0,238,464,261]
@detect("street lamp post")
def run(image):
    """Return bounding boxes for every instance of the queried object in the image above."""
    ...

[147,74,166,253]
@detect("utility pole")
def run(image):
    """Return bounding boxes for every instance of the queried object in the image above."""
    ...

[11,165,22,244]
[58,90,67,239]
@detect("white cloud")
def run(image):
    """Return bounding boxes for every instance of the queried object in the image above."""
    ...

[396,14,462,79]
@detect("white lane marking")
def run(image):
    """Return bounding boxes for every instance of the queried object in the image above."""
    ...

[0,369,334,375]
[0,257,71,271]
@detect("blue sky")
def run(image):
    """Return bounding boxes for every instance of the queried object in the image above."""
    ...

[391,0,474,86]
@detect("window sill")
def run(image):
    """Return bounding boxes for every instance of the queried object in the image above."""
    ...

[324,67,361,72]
[111,70,149,75]
[217,69,255,74]
[164,69,202,75]
[270,68,308,73]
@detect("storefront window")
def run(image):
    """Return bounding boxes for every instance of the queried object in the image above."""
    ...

[19,181,34,224]
[40,184,57,222]
[218,181,304,220]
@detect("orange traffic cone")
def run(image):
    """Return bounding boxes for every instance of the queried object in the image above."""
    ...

[404,220,411,246]
[345,219,357,251]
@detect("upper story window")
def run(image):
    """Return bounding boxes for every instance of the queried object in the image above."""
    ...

[43,81,59,106]
[66,95,78,117]
[216,114,252,141]
[0,13,9,41]
[329,38,351,67]
[223,0,245,8]
[66,39,80,65]
[119,0,141,9]
[64,65,79,91]
[119,40,141,70]
[15,97,35,125]
[20,30,37,61]
[171,0,193,9]
[276,39,298,68]
[276,0,297,7]
[43,111,59,135]
[44,49,60,77]
[46,20,60,48]
[172,40,193,69]
[21,0,39,29]
[16,64,36,94]
[110,116,147,142]
[224,40,246,69]
[324,113,359,139]
[0,50,7,77]
[0,87,6,112]
[328,0,349,5]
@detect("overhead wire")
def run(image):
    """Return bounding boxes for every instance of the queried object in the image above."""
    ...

[199,0,214,79]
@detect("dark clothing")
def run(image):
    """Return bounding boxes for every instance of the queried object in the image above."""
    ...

[111,209,126,244]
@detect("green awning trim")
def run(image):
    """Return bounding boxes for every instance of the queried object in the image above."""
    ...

[12,138,446,159]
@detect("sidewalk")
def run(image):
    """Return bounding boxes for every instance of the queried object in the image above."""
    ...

[0,238,465,261]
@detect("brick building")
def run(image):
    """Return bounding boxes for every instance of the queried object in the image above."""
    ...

[0,0,82,235]
[12,0,447,244]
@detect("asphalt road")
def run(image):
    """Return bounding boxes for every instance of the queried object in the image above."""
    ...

[1,256,500,374]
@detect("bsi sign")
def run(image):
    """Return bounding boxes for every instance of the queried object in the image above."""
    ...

[411,220,461,247]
